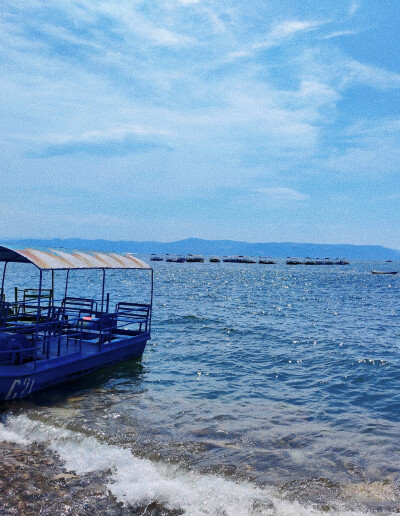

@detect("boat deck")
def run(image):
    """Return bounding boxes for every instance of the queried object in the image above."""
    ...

[0,330,146,374]
[0,297,151,376]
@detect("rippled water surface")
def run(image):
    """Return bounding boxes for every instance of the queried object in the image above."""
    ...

[1,260,400,515]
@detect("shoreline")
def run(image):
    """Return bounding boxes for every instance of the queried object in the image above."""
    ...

[0,440,122,516]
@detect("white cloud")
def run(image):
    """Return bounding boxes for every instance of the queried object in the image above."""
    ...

[319,117,400,176]
[227,19,323,61]
[96,3,194,47]
[254,188,310,200]
[342,117,400,140]
[295,46,400,95]
[323,144,400,176]
[267,20,321,40]
[296,80,340,105]
[341,59,400,90]
[1,0,400,244]
[349,2,361,16]
[35,23,103,51]
[176,0,201,4]
[323,30,359,40]
[44,126,171,145]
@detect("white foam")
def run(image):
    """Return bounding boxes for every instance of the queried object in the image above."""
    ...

[0,415,366,516]
[0,424,29,445]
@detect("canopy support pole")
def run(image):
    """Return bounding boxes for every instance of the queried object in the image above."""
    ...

[34,270,43,363]
[101,269,106,312]
[51,270,54,303]
[149,269,154,333]
[64,270,70,299]
[0,262,8,301]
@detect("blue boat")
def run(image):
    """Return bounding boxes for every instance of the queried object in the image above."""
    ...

[0,245,153,400]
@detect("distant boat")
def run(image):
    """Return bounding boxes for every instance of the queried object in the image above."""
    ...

[286,258,349,265]
[186,254,204,263]
[286,258,303,265]
[150,254,163,261]
[165,254,185,263]
[209,256,220,263]
[223,256,256,263]
[371,270,398,275]
[258,257,276,264]
[241,256,257,264]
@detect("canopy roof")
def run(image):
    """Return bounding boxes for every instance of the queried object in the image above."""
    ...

[0,245,151,270]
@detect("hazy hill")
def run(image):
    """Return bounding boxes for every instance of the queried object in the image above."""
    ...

[2,237,400,260]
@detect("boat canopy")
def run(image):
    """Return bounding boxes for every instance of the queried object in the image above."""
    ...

[0,245,151,270]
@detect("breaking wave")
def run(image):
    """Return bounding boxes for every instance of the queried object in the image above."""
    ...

[0,414,366,516]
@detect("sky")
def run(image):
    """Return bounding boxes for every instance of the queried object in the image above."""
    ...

[1,1,400,248]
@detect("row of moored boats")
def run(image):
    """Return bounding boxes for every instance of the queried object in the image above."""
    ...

[151,254,351,265]
[286,258,350,265]
[151,254,276,263]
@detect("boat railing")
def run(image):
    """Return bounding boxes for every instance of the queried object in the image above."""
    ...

[59,297,97,319]
[15,287,53,306]
[0,341,38,370]
[0,297,152,369]
[1,314,66,367]
[114,302,150,334]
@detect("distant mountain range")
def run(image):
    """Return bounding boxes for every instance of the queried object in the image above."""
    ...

[2,237,400,260]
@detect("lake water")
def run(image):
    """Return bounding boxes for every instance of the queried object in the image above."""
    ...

[1,259,400,515]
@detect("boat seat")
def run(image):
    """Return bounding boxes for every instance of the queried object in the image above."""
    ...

[12,288,53,319]
[77,312,116,344]
[60,297,97,321]
[54,298,97,347]
[22,289,53,309]
[10,299,54,328]
[115,302,150,333]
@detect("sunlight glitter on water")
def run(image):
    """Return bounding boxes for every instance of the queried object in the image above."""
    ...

[1,260,400,513]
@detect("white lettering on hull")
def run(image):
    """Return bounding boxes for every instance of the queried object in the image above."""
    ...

[5,377,35,399]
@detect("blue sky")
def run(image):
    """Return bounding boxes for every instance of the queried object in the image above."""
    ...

[1,1,400,247]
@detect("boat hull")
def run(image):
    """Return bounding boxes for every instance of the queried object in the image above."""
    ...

[0,333,149,400]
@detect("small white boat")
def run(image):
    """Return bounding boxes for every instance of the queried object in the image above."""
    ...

[371,270,398,275]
